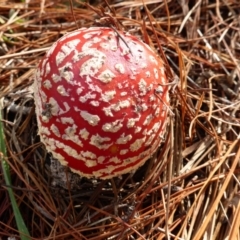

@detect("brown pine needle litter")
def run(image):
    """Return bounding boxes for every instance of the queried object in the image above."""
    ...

[0,0,240,239]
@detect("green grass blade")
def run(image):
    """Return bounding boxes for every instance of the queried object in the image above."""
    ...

[0,111,31,240]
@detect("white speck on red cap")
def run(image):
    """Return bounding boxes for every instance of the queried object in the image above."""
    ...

[120,92,128,96]
[120,149,129,155]
[43,80,52,89]
[52,74,62,83]
[97,69,116,83]
[115,63,125,74]
[79,92,96,103]
[127,117,140,128]
[50,124,60,137]
[58,102,70,115]
[100,90,116,102]
[60,117,74,124]
[108,157,121,164]
[116,134,132,144]
[41,126,51,135]
[81,150,97,160]
[80,111,100,126]
[90,134,112,150]
[79,128,90,140]
[57,85,69,96]
[89,100,100,107]
[97,156,105,164]
[130,137,146,152]
[102,120,123,133]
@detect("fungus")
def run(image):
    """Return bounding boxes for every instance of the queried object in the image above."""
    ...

[34,27,169,179]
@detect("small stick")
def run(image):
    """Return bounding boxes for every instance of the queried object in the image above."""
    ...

[109,25,133,56]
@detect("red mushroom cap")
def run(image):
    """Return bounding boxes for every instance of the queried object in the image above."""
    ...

[34,27,169,179]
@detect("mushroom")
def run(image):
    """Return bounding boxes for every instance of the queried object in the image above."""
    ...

[34,27,169,179]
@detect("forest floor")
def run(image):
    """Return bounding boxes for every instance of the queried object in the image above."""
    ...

[0,0,240,239]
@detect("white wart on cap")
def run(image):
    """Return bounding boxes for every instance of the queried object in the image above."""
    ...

[34,27,170,179]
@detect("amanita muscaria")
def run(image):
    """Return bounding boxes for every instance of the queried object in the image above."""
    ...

[34,27,169,179]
